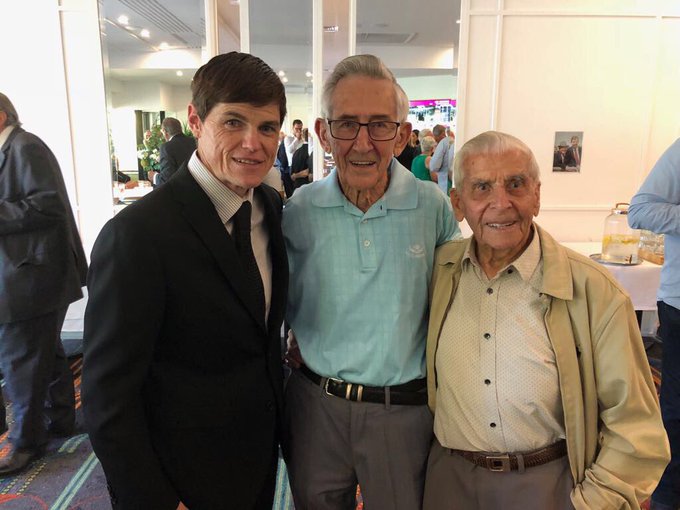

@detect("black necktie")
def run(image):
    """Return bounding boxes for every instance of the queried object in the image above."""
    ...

[232,201,265,320]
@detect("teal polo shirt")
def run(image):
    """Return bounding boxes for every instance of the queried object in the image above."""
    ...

[283,160,460,386]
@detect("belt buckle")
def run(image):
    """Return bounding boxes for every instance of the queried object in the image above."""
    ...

[324,377,344,398]
[486,454,511,472]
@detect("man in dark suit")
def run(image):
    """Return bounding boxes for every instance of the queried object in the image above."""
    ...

[290,127,312,191]
[566,135,582,168]
[82,52,289,510]
[147,117,196,187]
[0,93,87,475]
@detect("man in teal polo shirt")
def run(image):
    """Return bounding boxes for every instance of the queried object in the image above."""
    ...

[282,54,460,510]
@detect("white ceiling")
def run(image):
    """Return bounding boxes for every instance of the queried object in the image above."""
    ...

[100,0,461,90]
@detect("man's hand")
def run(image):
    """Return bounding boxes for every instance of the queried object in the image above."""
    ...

[147,170,157,184]
[284,330,304,369]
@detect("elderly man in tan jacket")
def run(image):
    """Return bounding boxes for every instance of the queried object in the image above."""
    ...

[424,130,669,510]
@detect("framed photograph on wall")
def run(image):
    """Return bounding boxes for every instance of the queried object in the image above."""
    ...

[552,131,583,172]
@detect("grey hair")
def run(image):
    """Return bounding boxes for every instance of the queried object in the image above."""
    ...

[420,135,437,154]
[453,131,540,189]
[0,93,22,127]
[321,54,409,122]
[432,124,446,138]
[418,128,433,143]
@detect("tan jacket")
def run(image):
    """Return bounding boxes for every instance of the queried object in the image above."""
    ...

[426,224,670,509]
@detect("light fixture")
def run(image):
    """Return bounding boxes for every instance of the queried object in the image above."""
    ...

[176,70,184,77]
[305,71,312,78]
[140,28,150,38]
[282,77,289,83]
[278,70,286,77]
[324,25,339,33]
[456,19,461,24]
[159,42,169,50]
[117,15,129,25]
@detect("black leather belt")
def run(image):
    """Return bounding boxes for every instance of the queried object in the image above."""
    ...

[450,439,567,472]
[299,365,427,406]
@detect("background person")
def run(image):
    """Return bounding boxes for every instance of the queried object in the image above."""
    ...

[147,117,196,187]
[629,137,680,510]
[0,92,87,475]
[83,52,289,510]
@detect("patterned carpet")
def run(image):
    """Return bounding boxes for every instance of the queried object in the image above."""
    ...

[0,344,663,509]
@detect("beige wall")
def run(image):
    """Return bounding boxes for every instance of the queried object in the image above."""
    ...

[456,0,680,241]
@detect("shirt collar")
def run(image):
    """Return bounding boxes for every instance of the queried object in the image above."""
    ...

[187,151,253,225]
[463,225,542,283]
[0,125,16,149]
[311,158,419,213]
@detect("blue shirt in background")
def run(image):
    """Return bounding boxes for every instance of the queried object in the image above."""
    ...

[629,137,680,310]
[283,160,460,386]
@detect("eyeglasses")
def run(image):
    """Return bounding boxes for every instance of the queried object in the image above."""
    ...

[327,119,401,141]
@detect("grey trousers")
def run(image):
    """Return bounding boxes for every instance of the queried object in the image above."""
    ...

[423,438,574,510]
[282,368,433,510]
[0,308,75,450]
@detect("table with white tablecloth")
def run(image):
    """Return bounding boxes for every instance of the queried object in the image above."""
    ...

[563,242,662,335]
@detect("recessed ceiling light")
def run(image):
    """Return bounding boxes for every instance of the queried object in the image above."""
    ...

[140,29,150,38]
[176,70,184,77]
[159,42,169,50]
[282,77,289,83]
[324,26,339,33]
[456,19,461,24]
[117,15,129,25]
[278,70,286,77]
[305,71,312,78]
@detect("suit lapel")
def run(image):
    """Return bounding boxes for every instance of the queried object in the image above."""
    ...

[169,166,267,332]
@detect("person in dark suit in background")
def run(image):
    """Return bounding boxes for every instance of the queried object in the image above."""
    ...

[565,135,582,168]
[0,93,87,475]
[290,127,312,191]
[82,52,289,510]
[147,117,196,187]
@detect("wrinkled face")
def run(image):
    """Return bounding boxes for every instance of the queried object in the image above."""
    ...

[452,150,540,266]
[316,75,410,192]
[189,101,281,196]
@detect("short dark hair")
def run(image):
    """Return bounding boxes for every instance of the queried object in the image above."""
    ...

[292,119,303,126]
[191,52,286,124]
[161,117,182,137]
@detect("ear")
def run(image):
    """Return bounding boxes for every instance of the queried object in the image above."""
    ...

[315,117,331,153]
[187,104,203,138]
[533,181,541,218]
[450,187,466,222]
[393,121,412,156]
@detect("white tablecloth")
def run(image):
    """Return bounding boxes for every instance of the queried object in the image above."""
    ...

[562,242,661,312]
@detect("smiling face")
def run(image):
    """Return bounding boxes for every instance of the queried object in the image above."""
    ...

[189,101,281,196]
[316,75,410,196]
[452,150,540,271]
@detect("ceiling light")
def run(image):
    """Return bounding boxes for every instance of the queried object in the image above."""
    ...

[176,70,184,77]
[282,77,289,83]
[324,25,339,33]
[278,70,286,77]
[305,71,312,78]
[159,42,169,50]
[456,19,461,24]
[117,15,129,25]
[140,29,150,38]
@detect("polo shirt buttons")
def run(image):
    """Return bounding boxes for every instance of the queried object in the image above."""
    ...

[486,288,493,295]
[490,422,497,428]
[361,219,367,224]
[483,333,491,340]
[363,239,371,247]
[484,379,491,385]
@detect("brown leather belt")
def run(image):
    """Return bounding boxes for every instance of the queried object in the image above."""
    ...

[299,365,428,406]
[450,439,567,472]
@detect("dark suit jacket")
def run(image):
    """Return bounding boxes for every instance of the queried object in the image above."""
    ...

[0,127,87,324]
[291,143,312,189]
[566,145,582,167]
[157,133,196,186]
[82,165,288,509]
